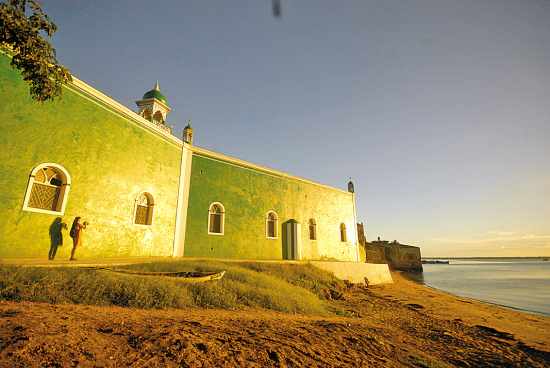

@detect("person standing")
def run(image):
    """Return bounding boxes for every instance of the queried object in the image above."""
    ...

[48,218,67,260]
[69,217,88,261]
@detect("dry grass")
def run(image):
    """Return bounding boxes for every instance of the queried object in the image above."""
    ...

[0,260,348,315]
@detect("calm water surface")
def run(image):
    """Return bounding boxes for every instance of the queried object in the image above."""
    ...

[404,258,550,317]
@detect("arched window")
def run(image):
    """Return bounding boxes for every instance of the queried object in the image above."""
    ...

[134,191,155,226]
[153,110,164,123]
[208,202,225,235]
[266,211,278,238]
[340,223,347,242]
[22,163,71,215]
[308,218,317,241]
[141,108,152,120]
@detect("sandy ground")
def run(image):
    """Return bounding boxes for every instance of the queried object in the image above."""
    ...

[0,271,549,367]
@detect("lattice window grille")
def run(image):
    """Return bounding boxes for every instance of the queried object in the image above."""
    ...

[210,213,222,233]
[135,205,149,225]
[267,212,277,238]
[309,219,317,240]
[209,204,223,234]
[28,183,60,211]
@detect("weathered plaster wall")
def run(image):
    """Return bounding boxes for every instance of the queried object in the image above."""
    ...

[183,152,358,261]
[0,54,181,259]
[384,244,423,272]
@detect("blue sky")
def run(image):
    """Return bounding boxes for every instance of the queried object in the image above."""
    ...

[41,1,550,257]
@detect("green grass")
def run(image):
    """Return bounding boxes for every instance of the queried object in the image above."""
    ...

[0,260,348,316]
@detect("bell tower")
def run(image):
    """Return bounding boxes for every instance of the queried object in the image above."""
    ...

[348,178,355,193]
[136,81,171,127]
[183,119,194,145]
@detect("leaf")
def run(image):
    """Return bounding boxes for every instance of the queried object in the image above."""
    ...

[0,0,72,104]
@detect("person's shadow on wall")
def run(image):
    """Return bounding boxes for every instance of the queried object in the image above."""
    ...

[48,217,67,260]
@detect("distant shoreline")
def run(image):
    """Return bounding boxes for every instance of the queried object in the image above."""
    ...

[422,256,549,259]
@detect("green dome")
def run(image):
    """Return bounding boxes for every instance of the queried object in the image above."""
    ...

[142,81,167,105]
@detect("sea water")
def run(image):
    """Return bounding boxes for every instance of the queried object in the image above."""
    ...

[403,258,550,318]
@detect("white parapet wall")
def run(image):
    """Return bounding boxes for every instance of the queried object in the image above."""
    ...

[309,261,393,285]
[216,259,394,285]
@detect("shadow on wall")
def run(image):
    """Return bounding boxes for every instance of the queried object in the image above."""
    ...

[48,217,67,260]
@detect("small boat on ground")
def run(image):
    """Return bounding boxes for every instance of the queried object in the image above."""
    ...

[422,260,450,264]
[79,267,225,281]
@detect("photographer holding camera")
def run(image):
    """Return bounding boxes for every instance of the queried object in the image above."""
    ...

[69,217,88,261]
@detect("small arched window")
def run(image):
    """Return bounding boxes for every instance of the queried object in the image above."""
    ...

[266,211,278,239]
[134,192,155,226]
[340,223,347,242]
[141,108,152,120]
[308,218,317,241]
[22,163,71,215]
[153,110,164,123]
[208,202,225,235]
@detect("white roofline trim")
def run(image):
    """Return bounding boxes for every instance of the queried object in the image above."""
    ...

[189,146,354,196]
[69,77,182,146]
[1,49,354,196]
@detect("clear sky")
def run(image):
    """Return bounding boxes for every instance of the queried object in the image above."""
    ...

[39,0,550,257]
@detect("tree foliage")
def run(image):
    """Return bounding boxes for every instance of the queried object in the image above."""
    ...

[0,0,71,104]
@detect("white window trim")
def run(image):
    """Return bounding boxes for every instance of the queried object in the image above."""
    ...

[22,163,71,215]
[207,202,225,235]
[265,211,278,239]
[133,191,155,227]
[308,217,317,241]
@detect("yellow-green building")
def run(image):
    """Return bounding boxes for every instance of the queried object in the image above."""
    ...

[0,51,359,261]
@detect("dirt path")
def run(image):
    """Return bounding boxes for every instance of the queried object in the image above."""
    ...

[0,272,549,367]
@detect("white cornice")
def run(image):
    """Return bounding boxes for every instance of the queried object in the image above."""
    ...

[69,79,351,195]
[189,145,354,196]
[1,49,177,145]
[68,77,182,146]
[1,50,353,197]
